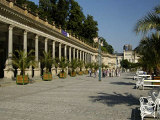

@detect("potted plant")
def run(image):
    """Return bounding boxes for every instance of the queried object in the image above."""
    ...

[94,63,99,73]
[12,50,36,85]
[78,60,84,75]
[84,63,89,74]
[70,59,78,77]
[41,51,53,81]
[58,57,69,78]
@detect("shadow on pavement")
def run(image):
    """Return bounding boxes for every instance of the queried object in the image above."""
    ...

[130,107,141,120]
[110,82,135,86]
[89,92,139,107]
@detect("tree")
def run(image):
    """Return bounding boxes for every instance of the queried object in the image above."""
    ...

[67,0,85,36]
[55,0,69,28]
[135,5,160,34]
[41,51,54,73]
[120,59,131,69]
[82,15,98,43]
[58,57,69,73]
[136,32,160,75]
[39,0,53,21]
[12,50,37,75]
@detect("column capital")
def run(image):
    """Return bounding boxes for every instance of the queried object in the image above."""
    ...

[9,25,14,30]
[23,30,28,34]
[45,38,48,42]
[35,35,39,39]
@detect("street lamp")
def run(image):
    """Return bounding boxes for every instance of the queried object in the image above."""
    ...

[98,37,102,81]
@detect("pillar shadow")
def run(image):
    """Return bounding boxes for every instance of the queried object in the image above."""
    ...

[89,92,139,107]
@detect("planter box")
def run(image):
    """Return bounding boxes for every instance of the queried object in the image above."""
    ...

[78,71,83,75]
[84,70,88,74]
[71,72,76,77]
[153,76,160,85]
[59,72,67,78]
[16,75,29,85]
[43,73,52,81]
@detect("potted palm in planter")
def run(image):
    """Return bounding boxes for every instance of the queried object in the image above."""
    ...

[58,57,69,78]
[12,50,36,85]
[94,63,99,73]
[84,63,89,74]
[41,51,53,81]
[70,59,78,77]
[78,60,84,75]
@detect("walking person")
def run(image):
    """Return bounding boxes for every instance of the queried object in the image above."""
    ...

[89,69,92,77]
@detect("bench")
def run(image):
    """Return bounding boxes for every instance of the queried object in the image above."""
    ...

[140,91,160,120]
[143,80,160,90]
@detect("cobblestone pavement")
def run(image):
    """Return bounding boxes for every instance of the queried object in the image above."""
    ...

[0,73,154,120]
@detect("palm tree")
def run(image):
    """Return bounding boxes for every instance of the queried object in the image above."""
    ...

[136,32,160,75]
[41,51,54,80]
[69,59,78,76]
[58,57,69,73]
[77,60,84,75]
[12,50,37,75]
[12,50,37,84]
[41,51,53,73]
[135,5,160,34]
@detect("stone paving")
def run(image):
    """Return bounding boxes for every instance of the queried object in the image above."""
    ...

[0,73,154,120]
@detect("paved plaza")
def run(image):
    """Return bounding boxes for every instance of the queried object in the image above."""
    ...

[0,73,153,120]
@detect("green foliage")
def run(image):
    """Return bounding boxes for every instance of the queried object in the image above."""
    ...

[93,63,99,71]
[41,51,54,73]
[12,50,37,75]
[120,59,131,69]
[55,0,69,28]
[69,59,78,72]
[100,37,114,54]
[82,15,98,43]
[58,57,69,72]
[84,63,89,70]
[67,0,85,36]
[88,63,94,70]
[136,32,160,75]
[77,60,84,71]
[135,5,160,34]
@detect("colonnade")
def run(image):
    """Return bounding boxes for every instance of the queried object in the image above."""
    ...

[3,25,94,79]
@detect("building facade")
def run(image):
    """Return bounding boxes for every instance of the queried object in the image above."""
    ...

[0,0,117,79]
[116,44,140,68]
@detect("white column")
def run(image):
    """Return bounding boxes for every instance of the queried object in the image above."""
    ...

[8,25,14,59]
[51,41,56,76]
[64,45,67,59]
[34,35,41,77]
[80,51,82,61]
[85,53,87,63]
[69,47,71,62]
[59,43,61,60]
[77,50,79,60]
[83,51,85,61]
[23,30,27,54]
[73,48,75,59]
[4,25,14,79]
[35,35,39,62]
[52,41,55,59]
[45,38,48,53]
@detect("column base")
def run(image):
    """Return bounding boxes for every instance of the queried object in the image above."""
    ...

[25,67,32,78]
[57,67,61,75]
[4,68,15,79]
[34,68,41,78]
[51,67,57,76]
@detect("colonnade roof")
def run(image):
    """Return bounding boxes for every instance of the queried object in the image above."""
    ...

[0,0,97,54]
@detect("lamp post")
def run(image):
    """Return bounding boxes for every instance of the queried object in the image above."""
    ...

[98,37,102,81]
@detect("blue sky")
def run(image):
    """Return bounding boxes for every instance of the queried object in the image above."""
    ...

[31,0,160,52]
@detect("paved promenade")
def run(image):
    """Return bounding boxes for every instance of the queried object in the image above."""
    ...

[0,73,152,120]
